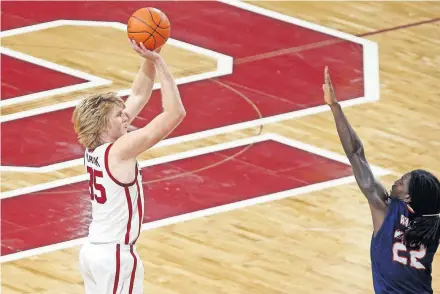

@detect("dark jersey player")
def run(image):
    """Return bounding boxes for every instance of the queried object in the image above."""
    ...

[323,66,440,293]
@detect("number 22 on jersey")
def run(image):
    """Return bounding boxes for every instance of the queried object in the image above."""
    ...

[392,230,426,269]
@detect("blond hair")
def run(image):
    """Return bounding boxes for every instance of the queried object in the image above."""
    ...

[72,92,124,150]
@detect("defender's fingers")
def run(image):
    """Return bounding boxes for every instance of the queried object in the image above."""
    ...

[324,67,330,84]
[326,72,333,87]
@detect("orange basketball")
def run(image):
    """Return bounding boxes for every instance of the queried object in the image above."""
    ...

[127,7,171,51]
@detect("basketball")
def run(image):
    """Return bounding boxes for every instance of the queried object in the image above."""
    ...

[127,7,171,51]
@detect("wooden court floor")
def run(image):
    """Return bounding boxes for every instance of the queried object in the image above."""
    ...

[1,1,440,293]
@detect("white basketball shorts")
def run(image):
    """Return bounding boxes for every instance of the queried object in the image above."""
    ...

[79,242,144,294]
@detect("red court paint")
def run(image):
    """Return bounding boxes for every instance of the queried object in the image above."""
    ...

[2,1,335,55]
[1,54,87,100]
[1,1,364,167]
[1,140,353,255]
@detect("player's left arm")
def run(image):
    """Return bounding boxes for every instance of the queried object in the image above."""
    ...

[124,41,159,124]
[323,67,388,235]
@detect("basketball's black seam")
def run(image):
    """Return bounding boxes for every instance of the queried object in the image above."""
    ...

[154,29,166,40]
[129,31,154,34]
[130,11,167,48]
[132,10,165,46]
[130,16,155,43]
[146,8,169,40]
[131,15,156,32]
[158,10,162,27]
[156,12,170,30]
[145,8,160,40]
[147,9,169,39]
[146,8,158,26]
[156,14,170,30]
[144,34,153,45]
[145,8,166,42]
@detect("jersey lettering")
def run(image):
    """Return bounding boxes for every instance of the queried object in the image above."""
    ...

[86,154,100,167]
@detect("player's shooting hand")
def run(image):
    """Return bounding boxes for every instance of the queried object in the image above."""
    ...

[130,39,162,62]
[323,66,338,106]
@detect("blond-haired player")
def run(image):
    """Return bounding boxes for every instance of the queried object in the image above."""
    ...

[72,41,186,294]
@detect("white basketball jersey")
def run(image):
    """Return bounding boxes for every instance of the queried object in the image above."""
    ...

[84,143,144,245]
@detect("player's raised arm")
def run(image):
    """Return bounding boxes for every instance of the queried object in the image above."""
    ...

[323,66,388,234]
[111,47,186,161]
[123,41,158,124]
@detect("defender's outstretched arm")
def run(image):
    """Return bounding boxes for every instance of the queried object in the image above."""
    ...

[323,67,388,234]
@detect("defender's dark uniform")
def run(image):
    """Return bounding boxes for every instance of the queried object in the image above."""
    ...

[371,198,439,293]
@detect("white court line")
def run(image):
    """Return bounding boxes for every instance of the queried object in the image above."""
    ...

[362,42,380,102]
[0,19,76,38]
[1,134,274,198]
[0,176,359,263]
[220,0,375,46]
[0,0,385,264]
[0,19,233,111]
[0,2,379,173]
[0,95,375,174]
[0,65,232,125]
[220,0,380,102]
[0,95,376,173]
[0,133,392,263]
[0,47,112,107]
[1,133,393,199]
